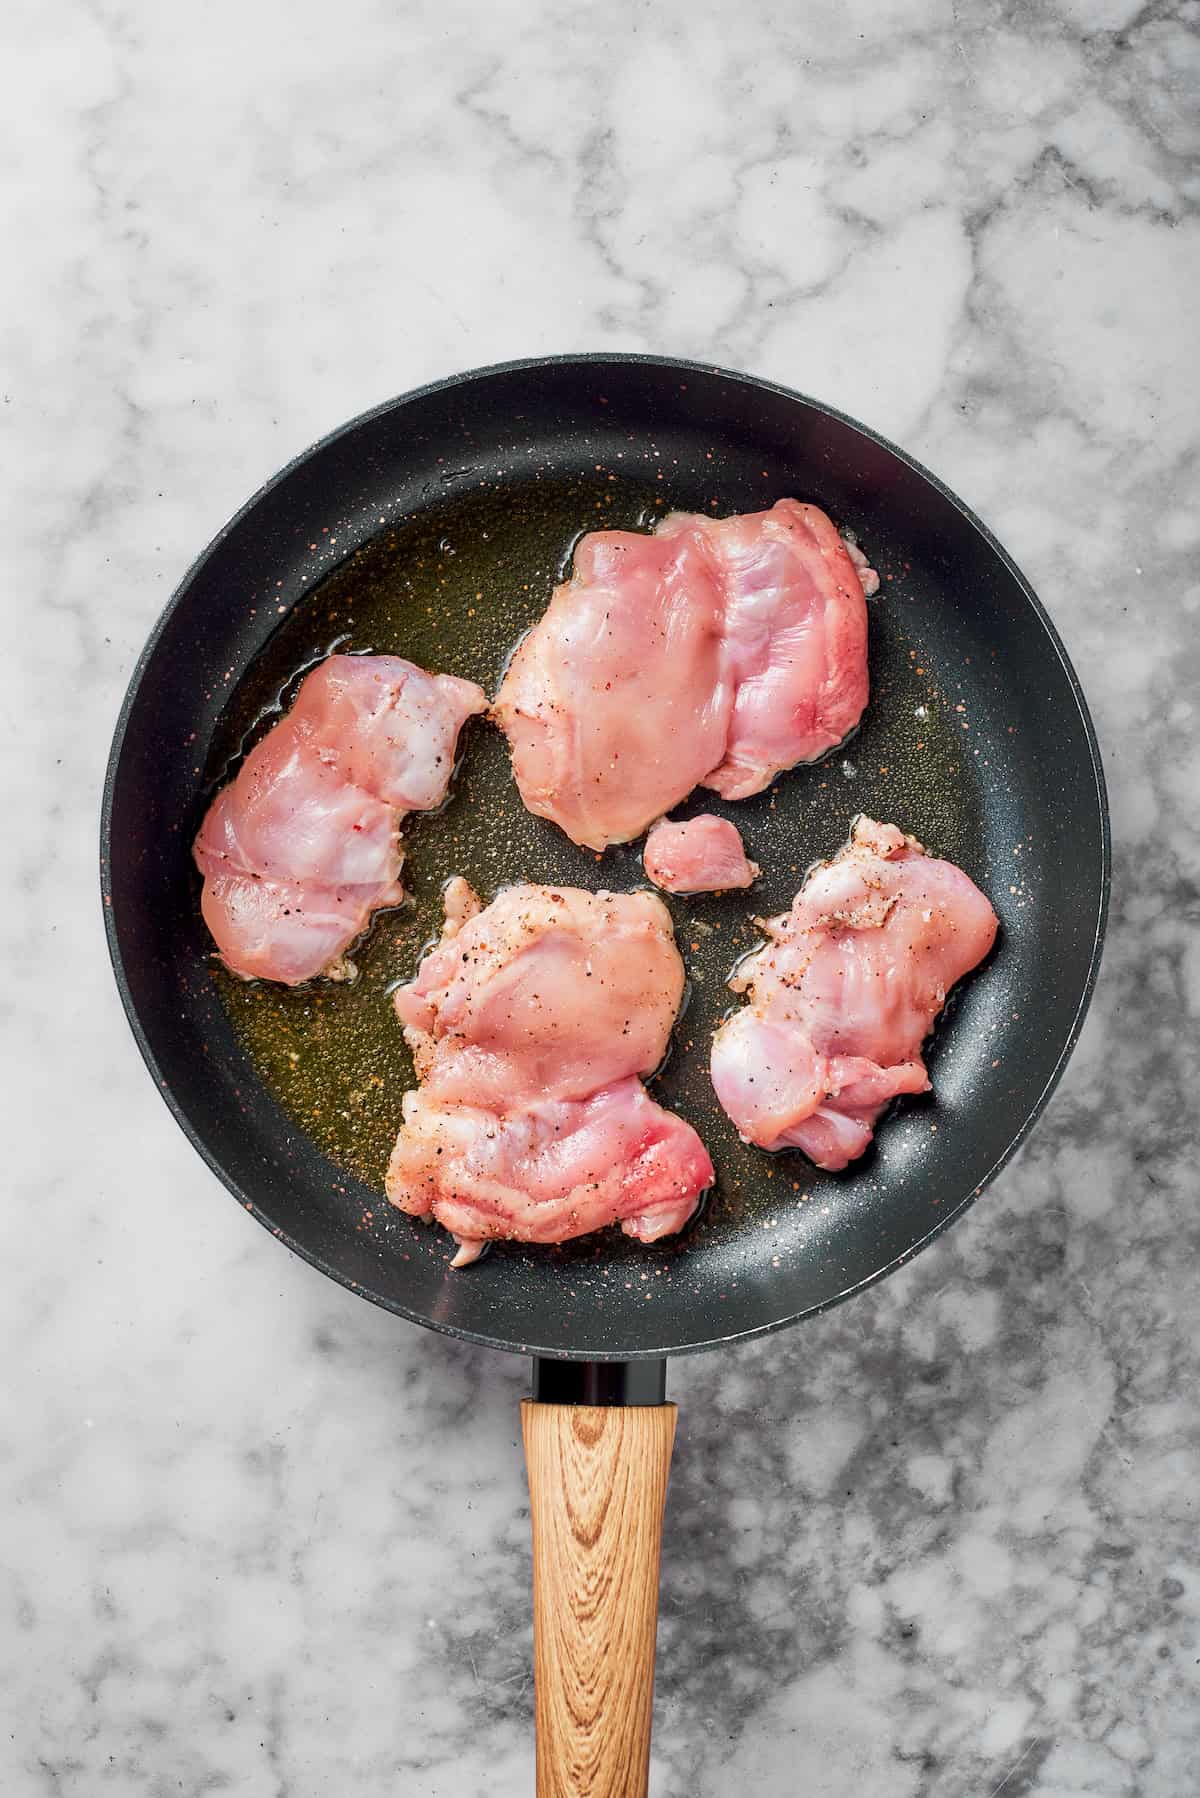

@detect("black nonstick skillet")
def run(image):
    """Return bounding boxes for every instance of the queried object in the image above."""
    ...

[102,355,1108,1796]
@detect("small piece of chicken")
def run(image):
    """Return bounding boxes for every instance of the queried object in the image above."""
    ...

[386,880,713,1264]
[710,818,998,1170]
[643,815,759,895]
[193,656,485,984]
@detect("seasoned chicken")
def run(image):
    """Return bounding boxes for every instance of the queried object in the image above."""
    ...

[710,818,998,1170]
[386,880,713,1264]
[494,499,875,849]
[670,500,874,799]
[493,529,729,851]
[194,656,485,984]
[643,814,759,895]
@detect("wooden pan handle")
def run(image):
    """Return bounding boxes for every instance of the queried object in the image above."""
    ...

[521,1400,677,1798]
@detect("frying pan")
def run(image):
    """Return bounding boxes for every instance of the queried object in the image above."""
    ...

[102,355,1109,1795]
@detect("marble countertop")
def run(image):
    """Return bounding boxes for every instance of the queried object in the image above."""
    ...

[5,1,1198,1792]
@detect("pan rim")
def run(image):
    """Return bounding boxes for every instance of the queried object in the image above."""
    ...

[100,353,1111,1361]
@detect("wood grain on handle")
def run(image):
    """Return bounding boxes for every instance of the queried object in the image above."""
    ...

[521,1401,677,1798]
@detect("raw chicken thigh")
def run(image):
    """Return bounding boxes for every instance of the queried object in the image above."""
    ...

[643,815,759,895]
[386,880,713,1264]
[194,655,485,984]
[667,500,874,799]
[493,529,729,851]
[494,499,875,849]
[710,818,998,1170]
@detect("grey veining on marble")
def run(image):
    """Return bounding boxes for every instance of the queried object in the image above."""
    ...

[3,0,1198,1792]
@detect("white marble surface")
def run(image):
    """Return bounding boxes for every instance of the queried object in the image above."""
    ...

[4,0,1199,1791]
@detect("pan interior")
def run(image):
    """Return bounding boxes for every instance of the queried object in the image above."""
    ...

[104,360,1107,1358]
